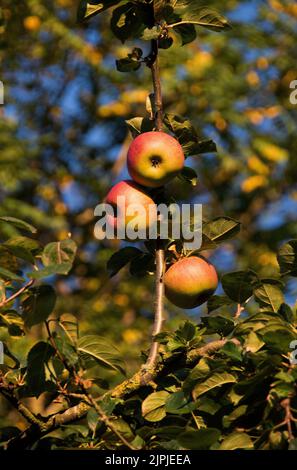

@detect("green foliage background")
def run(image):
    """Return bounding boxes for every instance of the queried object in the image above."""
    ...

[0,0,297,450]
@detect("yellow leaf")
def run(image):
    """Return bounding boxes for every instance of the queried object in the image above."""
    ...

[257,57,269,70]
[263,106,281,119]
[98,101,130,118]
[241,175,268,193]
[186,51,213,77]
[268,0,284,12]
[258,251,278,267]
[247,156,269,175]
[121,89,147,104]
[122,329,143,345]
[254,139,288,163]
[24,16,41,32]
[245,109,264,125]
[246,71,260,87]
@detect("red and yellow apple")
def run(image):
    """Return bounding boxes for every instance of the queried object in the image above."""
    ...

[127,131,185,188]
[104,180,157,240]
[164,256,218,309]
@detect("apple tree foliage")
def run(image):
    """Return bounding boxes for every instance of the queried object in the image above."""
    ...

[0,0,297,450]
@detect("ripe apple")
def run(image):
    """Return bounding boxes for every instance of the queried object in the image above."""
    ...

[127,131,185,188]
[104,180,157,240]
[164,256,218,309]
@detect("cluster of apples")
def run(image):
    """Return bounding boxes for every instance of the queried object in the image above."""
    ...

[105,131,218,309]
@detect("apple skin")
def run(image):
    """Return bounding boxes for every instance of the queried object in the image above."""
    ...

[127,131,185,188]
[164,256,218,309]
[105,180,157,240]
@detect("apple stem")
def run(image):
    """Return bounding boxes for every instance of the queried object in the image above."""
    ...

[145,39,165,370]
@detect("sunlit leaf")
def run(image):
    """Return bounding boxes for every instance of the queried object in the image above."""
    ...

[142,391,170,422]
[78,335,126,374]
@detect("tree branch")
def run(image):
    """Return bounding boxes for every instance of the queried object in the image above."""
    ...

[4,337,234,449]
[0,383,45,429]
[149,39,163,132]
[143,39,165,372]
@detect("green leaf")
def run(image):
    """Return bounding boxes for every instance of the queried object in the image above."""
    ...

[0,310,24,336]
[77,335,126,374]
[107,247,142,277]
[22,286,57,328]
[201,217,241,250]
[129,253,154,277]
[192,372,236,399]
[244,331,264,353]
[279,303,294,322]
[200,315,234,336]
[116,57,141,72]
[0,267,23,282]
[222,270,258,303]
[179,166,198,186]
[197,397,221,415]
[87,409,99,433]
[77,0,120,22]
[254,281,284,312]
[125,117,154,138]
[176,321,196,342]
[141,26,161,41]
[163,114,198,155]
[28,239,77,278]
[154,0,172,22]
[219,432,253,450]
[193,139,217,154]
[277,240,297,276]
[221,341,242,362]
[26,341,55,397]
[174,6,231,32]
[158,36,174,49]
[174,23,196,45]
[207,295,234,313]
[110,3,145,43]
[42,239,77,272]
[178,428,221,450]
[54,336,78,367]
[184,358,210,386]
[0,216,37,233]
[234,366,272,396]
[222,405,248,428]
[28,264,73,280]
[58,313,78,345]
[61,424,89,438]
[142,391,170,422]
[3,236,40,264]
[262,328,295,353]
[165,391,195,415]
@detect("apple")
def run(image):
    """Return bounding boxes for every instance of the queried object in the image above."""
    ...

[164,256,218,309]
[127,131,185,188]
[104,180,157,240]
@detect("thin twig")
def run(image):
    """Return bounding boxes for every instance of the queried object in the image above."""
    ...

[235,303,244,318]
[83,391,137,450]
[44,320,136,449]
[0,279,34,309]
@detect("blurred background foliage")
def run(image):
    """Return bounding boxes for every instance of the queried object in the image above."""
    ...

[0,0,297,430]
